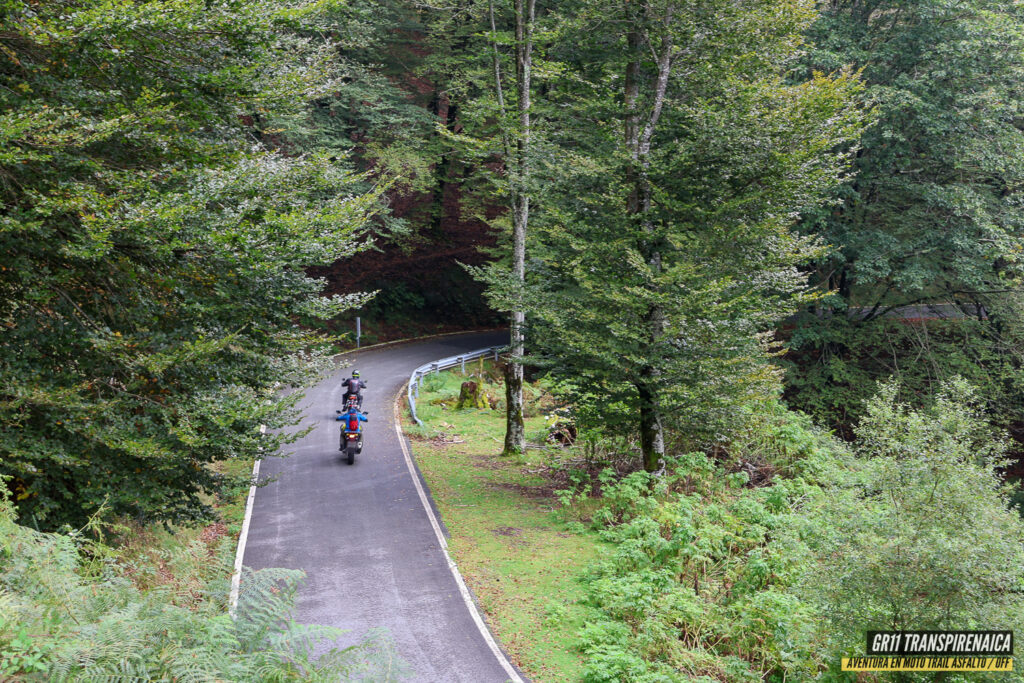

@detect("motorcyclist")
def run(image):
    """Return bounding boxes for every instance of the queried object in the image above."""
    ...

[341,370,367,409]
[336,405,369,452]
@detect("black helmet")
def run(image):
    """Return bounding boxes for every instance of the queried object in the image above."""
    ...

[352,370,360,378]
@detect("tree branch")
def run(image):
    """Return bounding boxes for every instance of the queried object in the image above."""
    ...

[638,7,674,159]
[488,0,512,164]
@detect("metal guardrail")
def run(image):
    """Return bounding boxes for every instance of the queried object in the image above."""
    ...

[407,346,502,426]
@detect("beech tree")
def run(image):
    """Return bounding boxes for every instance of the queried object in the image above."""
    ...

[529,0,866,470]
[490,0,536,456]
[0,0,377,527]
[471,0,540,456]
[786,0,1024,429]
[423,0,542,454]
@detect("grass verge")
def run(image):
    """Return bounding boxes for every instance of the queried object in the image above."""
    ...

[402,364,603,682]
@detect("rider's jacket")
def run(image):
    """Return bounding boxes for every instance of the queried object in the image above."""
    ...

[338,409,368,432]
[342,377,366,394]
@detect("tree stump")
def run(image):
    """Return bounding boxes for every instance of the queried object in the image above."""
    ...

[456,381,490,410]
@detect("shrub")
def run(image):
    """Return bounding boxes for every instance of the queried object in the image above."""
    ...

[795,379,1024,680]
[572,383,1024,681]
[576,445,829,681]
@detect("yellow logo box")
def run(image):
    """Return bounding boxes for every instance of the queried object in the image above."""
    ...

[842,656,1013,672]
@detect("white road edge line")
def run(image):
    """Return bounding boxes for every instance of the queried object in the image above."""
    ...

[229,423,265,619]
[393,390,525,683]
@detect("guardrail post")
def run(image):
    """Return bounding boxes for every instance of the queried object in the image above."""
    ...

[431,362,439,374]
[493,347,499,361]
[459,356,465,373]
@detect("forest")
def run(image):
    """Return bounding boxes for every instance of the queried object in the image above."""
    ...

[2,0,1024,680]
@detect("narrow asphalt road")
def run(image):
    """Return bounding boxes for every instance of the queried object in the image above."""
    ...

[242,330,518,682]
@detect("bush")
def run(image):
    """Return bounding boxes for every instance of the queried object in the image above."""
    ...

[576,445,829,681]
[794,379,1024,680]
[572,382,1024,681]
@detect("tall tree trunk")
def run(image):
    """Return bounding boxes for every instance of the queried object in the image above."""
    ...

[636,370,665,472]
[504,210,526,454]
[428,94,457,236]
[503,348,524,454]
[625,5,673,472]
[499,0,534,456]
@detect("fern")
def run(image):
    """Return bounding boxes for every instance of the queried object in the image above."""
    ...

[0,482,410,680]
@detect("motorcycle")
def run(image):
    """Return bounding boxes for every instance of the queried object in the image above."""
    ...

[336,409,368,465]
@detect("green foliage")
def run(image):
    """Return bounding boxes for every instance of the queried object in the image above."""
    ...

[728,401,840,481]
[0,624,51,675]
[0,0,379,528]
[519,0,867,453]
[785,314,1024,432]
[573,461,820,680]
[787,0,1024,430]
[567,380,1024,681]
[563,421,838,681]
[296,0,439,214]
[794,379,1024,678]
[0,482,407,681]
[797,0,1024,303]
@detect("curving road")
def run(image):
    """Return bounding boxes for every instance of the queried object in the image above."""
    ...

[242,331,521,682]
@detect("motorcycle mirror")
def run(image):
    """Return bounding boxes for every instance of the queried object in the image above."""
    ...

[335,410,341,414]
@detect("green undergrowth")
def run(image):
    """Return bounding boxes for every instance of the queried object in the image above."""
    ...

[408,369,1024,683]
[0,452,409,680]
[558,391,1024,682]
[562,442,838,682]
[0,475,408,681]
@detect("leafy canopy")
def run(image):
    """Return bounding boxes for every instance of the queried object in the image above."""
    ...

[0,0,378,527]
[786,0,1024,430]
[524,0,866,444]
